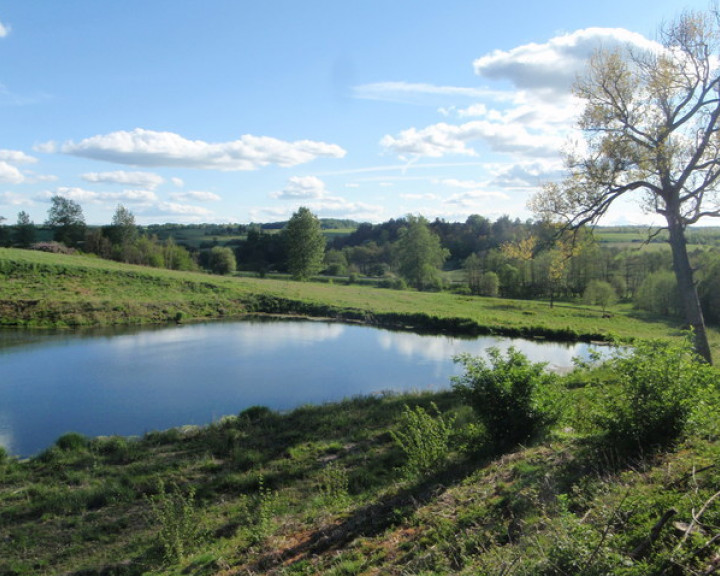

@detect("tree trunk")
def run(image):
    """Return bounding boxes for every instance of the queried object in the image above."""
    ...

[666,213,713,364]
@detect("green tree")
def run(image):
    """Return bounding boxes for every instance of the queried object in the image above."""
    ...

[583,279,617,314]
[13,211,36,247]
[463,253,484,295]
[395,215,449,290]
[530,10,720,362]
[208,246,237,275]
[285,207,326,280]
[109,204,138,245]
[45,195,86,247]
[635,270,680,317]
[477,271,500,297]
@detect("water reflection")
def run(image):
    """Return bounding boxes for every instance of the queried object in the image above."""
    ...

[0,318,607,457]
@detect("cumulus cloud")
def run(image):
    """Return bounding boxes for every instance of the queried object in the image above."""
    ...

[0,162,24,184]
[171,177,184,187]
[50,128,346,171]
[473,27,660,95]
[154,202,214,217]
[380,28,659,168]
[81,170,165,190]
[170,190,221,202]
[0,150,37,164]
[381,120,565,159]
[0,20,10,38]
[273,176,327,200]
[0,150,40,184]
[40,187,158,205]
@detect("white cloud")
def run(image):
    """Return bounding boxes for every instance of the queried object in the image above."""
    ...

[266,175,382,219]
[0,191,33,206]
[107,190,159,203]
[381,120,565,160]
[273,176,327,200]
[50,186,100,203]
[40,187,158,205]
[0,150,37,164]
[154,202,214,217]
[354,81,502,104]
[81,170,165,190]
[170,190,221,202]
[171,177,184,187]
[0,150,40,184]
[51,128,346,171]
[444,189,511,207]
[0,20,10,38]
[473,27,660,96]
[457,103,488,118]
[0,161,24,184]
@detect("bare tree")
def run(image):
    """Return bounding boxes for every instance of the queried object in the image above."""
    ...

[531,9,720,363]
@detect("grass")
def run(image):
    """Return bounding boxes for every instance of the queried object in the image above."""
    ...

[1,247,710,353]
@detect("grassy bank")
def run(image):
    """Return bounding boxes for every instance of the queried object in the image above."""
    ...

[0,248,708,351]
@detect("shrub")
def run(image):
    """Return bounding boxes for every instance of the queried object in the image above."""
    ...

[593,337,715,454]
[452,348,560,450]
[147,480,202,564]
[55,432,90,452]
[317,461,349,504]
[390,403,455,479]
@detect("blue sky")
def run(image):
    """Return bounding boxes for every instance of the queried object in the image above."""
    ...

[0,1,711,226]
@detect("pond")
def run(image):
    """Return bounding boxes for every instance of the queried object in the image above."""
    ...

[0,317,606,457]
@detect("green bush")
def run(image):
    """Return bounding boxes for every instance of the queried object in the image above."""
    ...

[55,432,90,452]
[593,337,715,454]
[390,402,455,479]
[452,348,561,450]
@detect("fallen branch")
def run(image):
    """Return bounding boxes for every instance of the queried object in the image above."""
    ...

[630,508,677,560]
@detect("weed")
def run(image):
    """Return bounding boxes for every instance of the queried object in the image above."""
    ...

[146,479,203,564]
[316,461,349,504]
[391,402,455,479]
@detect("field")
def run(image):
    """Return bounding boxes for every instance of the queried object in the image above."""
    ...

[0,247,708,352]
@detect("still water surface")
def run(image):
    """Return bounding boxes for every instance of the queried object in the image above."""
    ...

[0,317,604,457]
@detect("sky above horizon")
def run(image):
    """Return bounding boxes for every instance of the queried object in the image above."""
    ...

[0,1,713,226]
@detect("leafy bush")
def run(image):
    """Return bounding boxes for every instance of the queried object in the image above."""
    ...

[452,348,561,450]
[391,402,455,478]
[593,337,715,454]
[55,432,90,452]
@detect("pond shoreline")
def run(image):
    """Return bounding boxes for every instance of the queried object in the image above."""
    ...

[0,293,619,346]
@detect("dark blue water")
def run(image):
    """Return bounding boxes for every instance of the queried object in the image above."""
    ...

[0,318,603,457]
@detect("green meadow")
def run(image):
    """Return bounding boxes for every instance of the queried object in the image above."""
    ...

[0,247,706,350]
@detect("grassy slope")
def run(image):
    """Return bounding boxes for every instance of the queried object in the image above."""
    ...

[2,390,719,575]
[0,247,709,352]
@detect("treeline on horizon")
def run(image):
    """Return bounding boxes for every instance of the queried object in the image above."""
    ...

[3,206,720,326]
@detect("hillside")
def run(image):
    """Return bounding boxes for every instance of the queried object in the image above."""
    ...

[0,247,708,350]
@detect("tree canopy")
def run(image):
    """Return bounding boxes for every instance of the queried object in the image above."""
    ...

[531,9,720,363]
[396,215,449,290]
[285,207,326,280]
[45,195,86,247]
